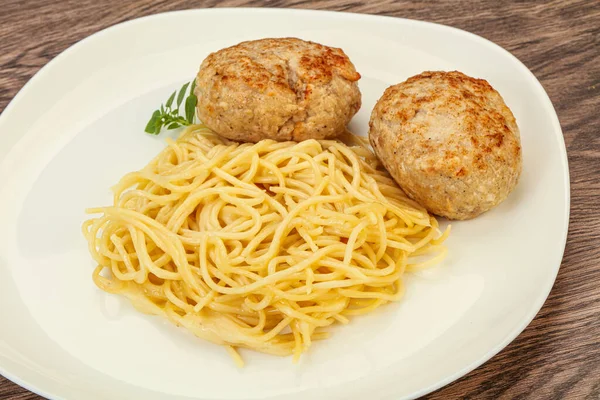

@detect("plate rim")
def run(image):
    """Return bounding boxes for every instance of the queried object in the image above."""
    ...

[0,7,570,400]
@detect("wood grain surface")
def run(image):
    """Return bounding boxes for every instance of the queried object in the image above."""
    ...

[1,0,598,399]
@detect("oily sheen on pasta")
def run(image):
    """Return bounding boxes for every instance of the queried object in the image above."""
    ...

[83,125,448,365]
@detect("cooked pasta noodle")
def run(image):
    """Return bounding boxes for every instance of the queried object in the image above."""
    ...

[83,124,448,365]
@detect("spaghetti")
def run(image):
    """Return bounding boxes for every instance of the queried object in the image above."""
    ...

[83,124,448,365]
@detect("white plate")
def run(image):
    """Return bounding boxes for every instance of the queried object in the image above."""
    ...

[0,8,569,400]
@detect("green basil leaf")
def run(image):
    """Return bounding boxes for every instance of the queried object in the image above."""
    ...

[143,80,199,135]
[185,94,197,124]
[144,110,160,134]
[154,117,164,134]
[165,91,176,109]
[177,82,190,108]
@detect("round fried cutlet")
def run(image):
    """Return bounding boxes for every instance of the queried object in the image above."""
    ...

[195,38,361,142]
[369,71,522,220]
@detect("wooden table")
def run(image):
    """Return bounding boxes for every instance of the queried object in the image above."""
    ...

[1,0,598,399]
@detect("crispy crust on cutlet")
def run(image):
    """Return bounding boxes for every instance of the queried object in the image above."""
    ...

[369,71,522,220]
[195,38,361,142]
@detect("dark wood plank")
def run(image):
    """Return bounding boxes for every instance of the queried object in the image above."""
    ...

[1,0,599,399]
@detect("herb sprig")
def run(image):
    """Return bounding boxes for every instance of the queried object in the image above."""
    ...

[145,79,198,135]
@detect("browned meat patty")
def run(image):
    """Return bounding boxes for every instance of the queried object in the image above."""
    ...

[194,38,362,142]
[369,71,522,220]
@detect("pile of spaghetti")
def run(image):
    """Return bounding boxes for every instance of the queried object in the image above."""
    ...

[83,124,448,365]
